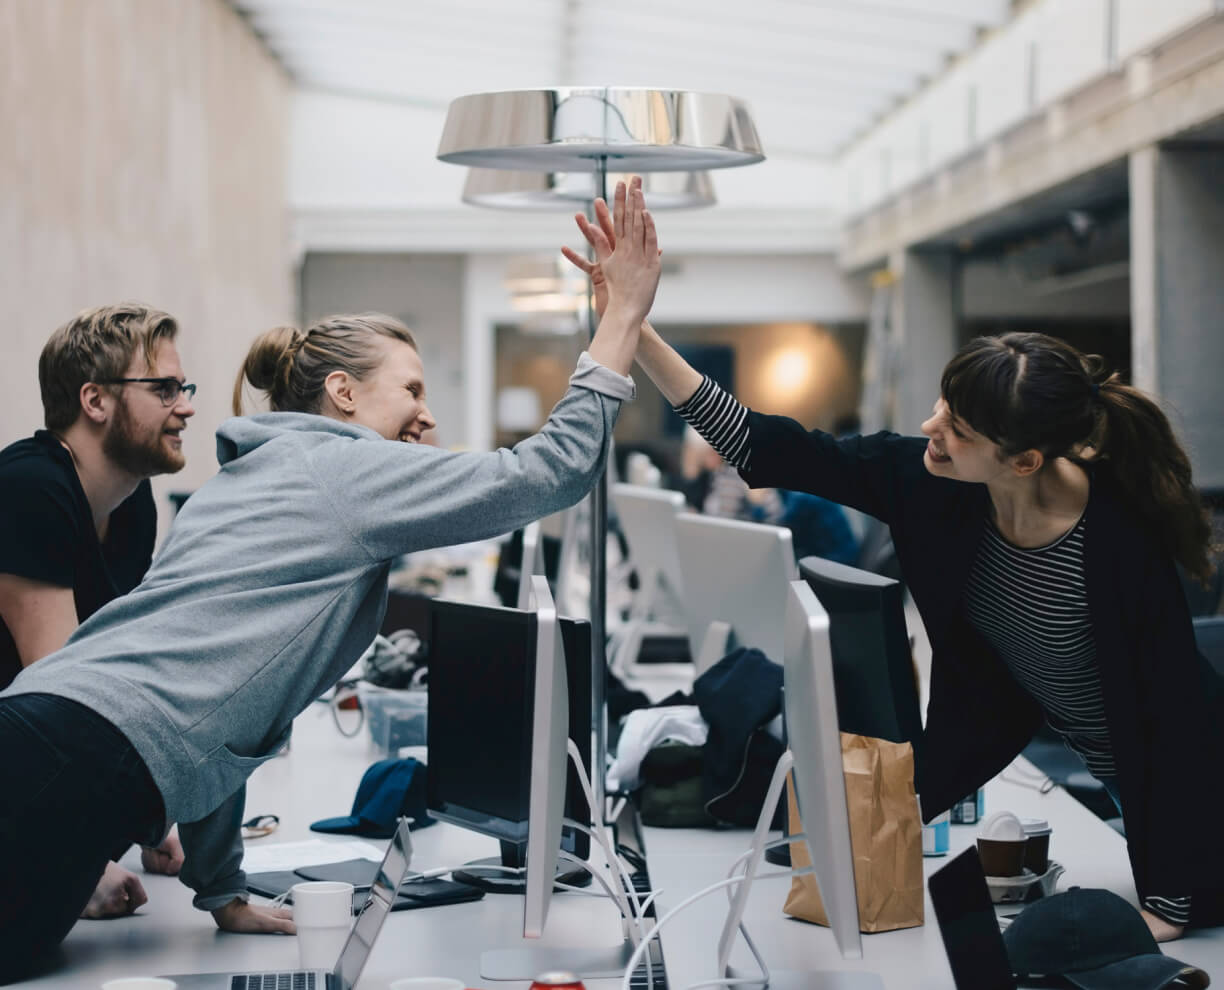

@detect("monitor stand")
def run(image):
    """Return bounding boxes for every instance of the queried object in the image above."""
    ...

[718,751,884,990]
[453,840,593,894]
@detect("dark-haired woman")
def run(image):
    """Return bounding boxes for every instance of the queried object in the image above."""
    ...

[565,201,1222,942]
[0,181,659,978]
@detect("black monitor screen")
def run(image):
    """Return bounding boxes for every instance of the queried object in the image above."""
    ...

[425,599,591,859]
[798,557,923,770]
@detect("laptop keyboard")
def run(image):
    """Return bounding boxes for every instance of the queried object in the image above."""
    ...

[229,974,317,990]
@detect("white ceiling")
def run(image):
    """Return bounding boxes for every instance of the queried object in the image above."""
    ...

[232,0,1014,161]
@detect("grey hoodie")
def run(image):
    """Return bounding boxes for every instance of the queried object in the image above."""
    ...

[2,353,632,909]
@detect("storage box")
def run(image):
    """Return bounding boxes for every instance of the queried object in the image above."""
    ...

[360,685,428,756]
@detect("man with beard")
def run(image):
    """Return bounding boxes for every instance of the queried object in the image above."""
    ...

[0,302,194,918]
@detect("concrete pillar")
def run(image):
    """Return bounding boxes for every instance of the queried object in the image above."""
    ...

[1129,146,1224,489]
[888,248,960,435]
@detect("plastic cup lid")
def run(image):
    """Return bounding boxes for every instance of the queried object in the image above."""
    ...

[1020,817,1051,834]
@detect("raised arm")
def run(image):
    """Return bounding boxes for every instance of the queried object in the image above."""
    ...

[563,193,700,405]
[584,176,660,377]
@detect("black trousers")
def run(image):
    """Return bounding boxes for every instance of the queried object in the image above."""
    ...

[0,693,165,983]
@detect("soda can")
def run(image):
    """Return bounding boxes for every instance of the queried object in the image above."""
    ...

[949,787,985,825]
[530,973,585,990]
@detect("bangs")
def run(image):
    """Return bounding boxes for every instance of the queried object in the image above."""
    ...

[939,340,1020,446]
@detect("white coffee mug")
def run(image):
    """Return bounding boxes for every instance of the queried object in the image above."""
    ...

[389,979,465,990]
[292,880,354,970]
[100,979,178,990]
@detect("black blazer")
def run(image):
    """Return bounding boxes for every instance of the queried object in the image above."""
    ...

[741,411,1224,923]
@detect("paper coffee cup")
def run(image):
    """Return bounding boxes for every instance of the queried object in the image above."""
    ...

[292,881,354,970]
[976,837,1027,877]
[1020,817,1052,875]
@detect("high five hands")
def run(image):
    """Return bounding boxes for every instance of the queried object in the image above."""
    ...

[562,176,661,323]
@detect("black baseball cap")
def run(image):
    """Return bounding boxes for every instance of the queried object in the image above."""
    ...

[1003,888,1209,989]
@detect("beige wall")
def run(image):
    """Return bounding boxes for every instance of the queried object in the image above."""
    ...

[0,0,293,511]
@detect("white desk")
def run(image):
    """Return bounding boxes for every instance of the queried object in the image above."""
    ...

[26,705,629,990]
[26,706,1224,989]
[643,765,1224,989]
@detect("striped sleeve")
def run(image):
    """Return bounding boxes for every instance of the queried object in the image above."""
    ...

[1143,894,1191,927]
[673,376,752,470]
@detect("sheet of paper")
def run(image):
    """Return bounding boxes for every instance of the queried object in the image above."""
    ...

[241,838,383,873]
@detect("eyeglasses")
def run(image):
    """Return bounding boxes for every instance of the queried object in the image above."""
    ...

[99,377,197,406]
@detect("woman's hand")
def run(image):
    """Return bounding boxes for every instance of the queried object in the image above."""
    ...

[212,898,296,934]
[563,177,659,326]
[561,216,612,320]
[1140,908,1184,942]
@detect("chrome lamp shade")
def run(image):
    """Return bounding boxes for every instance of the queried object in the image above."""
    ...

[437,88,764,172]
[462,168,716,210]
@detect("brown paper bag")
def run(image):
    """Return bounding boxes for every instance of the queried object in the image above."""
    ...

[783,733,924,932]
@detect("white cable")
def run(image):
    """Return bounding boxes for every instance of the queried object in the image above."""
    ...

[617,870,798,990]
[558,850,630,914]
[565,740,645,945]
[564,817,647,943]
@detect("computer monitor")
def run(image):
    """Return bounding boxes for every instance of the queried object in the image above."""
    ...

[716,581,883,989]
[609,484,689,674]
[523,574,568,939]
[425,591,591,890]
[517,520,543,609]
[452,577,634,982]
[798,556,923,774]
[674,513,796,669]
[611,483,687,609]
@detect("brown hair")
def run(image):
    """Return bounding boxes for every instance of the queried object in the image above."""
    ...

[941,332,1214,583]
[39,303,180,432]
[233,313,417,416]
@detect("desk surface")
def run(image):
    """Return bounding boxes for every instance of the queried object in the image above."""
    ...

[28,705,628,990]
[27,703,1224,989]
[644,765,1224,989]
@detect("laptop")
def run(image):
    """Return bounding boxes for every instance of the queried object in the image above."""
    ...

[928,847,1018,990]
[167,817,414,990]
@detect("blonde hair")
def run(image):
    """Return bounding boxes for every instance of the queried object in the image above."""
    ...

[39,303,180,432]
[233,313,417,416]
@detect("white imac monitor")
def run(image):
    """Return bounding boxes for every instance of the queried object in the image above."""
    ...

[516,520,544,610]
[716,581,880,989]
[481,575,635,981]
[610,483,687,609]
[523,573,568,938]
[674,514,796,669]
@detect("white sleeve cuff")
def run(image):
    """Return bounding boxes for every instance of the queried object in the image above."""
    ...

[570,351,636,401]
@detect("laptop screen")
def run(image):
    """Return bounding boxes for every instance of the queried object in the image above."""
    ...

[928,848,1017,990]
[334,818,414,989]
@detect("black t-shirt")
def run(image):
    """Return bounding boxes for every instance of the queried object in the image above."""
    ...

[0,431,157,688]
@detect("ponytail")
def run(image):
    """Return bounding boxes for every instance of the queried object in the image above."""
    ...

[1092,375,1214,584]
[232,325,303,415]
[232,314,417,417]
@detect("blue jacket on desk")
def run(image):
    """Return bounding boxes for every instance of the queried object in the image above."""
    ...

[0,353,633,912]
[740,411,1224,927]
